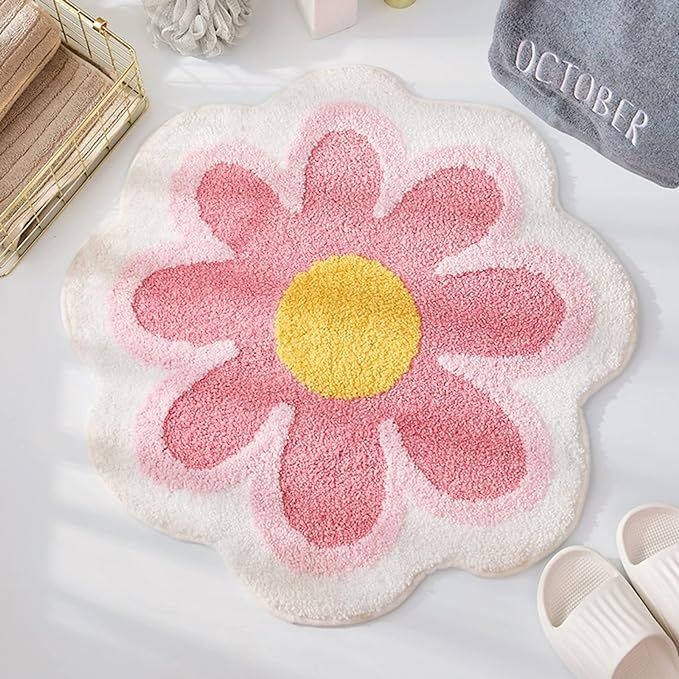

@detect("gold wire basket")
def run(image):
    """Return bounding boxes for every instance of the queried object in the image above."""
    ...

[0,0,147,276]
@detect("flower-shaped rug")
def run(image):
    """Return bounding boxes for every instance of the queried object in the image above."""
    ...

[62,66,636,625]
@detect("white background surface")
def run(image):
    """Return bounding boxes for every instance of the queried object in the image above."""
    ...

[1,1,678,677]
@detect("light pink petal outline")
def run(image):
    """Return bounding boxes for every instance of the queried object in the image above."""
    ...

[249,395,407,576]
[136,351,295,492]
[106,100,597,575]
[110,237,236,370]
[436,243,596,386]
[381,371,551,526]
[171,142,297,245]
[375,145,523,284]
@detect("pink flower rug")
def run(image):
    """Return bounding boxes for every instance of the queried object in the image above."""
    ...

[62,66,636,625]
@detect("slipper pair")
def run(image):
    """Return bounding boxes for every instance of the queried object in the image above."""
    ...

[539,504,679,678]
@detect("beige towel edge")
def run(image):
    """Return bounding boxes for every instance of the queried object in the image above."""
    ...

[0,1,61,121]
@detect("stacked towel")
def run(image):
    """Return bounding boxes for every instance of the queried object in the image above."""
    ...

[0,0,61,120]
[489,0,679,188]
[0,1,116,260]
[0,46,112,218]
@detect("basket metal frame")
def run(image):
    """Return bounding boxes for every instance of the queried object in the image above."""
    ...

[0,0,147,276]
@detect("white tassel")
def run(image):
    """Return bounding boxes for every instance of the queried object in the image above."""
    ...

[143,0,252,58]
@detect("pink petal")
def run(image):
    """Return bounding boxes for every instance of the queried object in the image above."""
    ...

[396,368,526,501]
[279,399,386,548]
[301,130,382,231]
[196,163,288,251]
[163,350,284,470]
[423,267,566,357]
[132,260,278,347]
[379,166,504,278]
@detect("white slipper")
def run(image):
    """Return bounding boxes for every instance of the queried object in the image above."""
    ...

[617,504,679,645]
[538,546,679,678]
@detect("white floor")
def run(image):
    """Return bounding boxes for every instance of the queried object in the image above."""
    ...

[1,1,678,677]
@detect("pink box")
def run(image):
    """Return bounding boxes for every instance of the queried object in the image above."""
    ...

[297,0,358,39]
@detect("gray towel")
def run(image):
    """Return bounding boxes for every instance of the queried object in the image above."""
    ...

[489,0,679,188]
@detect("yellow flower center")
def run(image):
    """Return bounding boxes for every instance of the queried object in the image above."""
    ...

[275,255,421,400]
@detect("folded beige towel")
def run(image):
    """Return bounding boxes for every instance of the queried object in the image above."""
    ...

[0,45,113,221]
[0,0,61,121]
